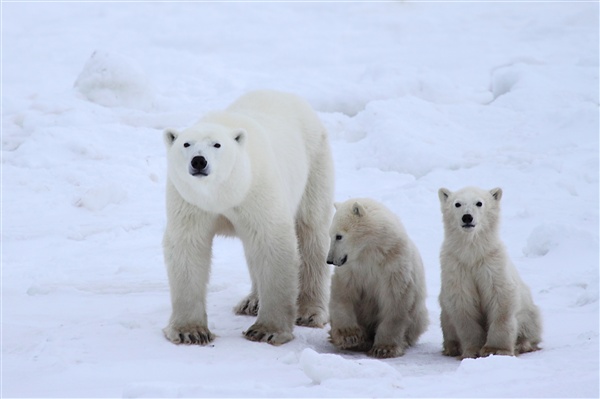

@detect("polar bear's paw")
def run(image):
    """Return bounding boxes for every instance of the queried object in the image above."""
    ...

[234,294,259,316]
[442,340,462,357]
[329,327,368,350]
[163,324,215,345]
[459,346,481,360]
[479,346,514,357]
[368,344,405,359]
[516,339,541,354]
[296,306,328,328]
[243,323,294,345]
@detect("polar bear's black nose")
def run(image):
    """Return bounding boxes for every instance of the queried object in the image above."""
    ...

[462,214,473,224]
[191,156,207,171]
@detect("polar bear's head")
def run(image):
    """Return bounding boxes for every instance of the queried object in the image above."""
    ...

[164,123,251,212]
[438,186,502,237]
[327,198,397,267]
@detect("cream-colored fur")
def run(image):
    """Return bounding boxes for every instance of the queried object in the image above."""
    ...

[327,198,428,358]
[438,186,542,359]
[163,90,334,346]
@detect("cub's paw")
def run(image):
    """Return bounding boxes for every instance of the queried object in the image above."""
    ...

[442,340,462,357]
[329,327,368,350]
[460,346,481,360]
[234,294,259,316]
[369,344,405,359]
[243,323,294,346]
[516,340,541,354]
[163,324,215,345]
[479,346,514,357]
[296,307,327,328]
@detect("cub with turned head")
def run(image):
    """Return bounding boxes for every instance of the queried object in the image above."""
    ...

[327,198,428,358]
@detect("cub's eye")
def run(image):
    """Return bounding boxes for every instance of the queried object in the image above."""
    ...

[454,203,461,208]
[183,142,190,148]
[335,234,343,241]
[213,143,221,148]
[476,201,483,207]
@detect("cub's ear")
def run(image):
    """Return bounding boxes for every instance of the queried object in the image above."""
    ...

[164,129,179,148]
[232,128,246,145]
[352,202,366,217]
[490,187,503,201]
[438,188,451,203]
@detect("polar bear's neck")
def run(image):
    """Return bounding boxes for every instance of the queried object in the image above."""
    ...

[443,226,503,265]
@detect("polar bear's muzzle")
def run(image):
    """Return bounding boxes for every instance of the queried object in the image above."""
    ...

[327,254,347,267]
[189,155,210,177]
[461,213,476,229]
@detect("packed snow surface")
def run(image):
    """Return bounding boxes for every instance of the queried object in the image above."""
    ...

[2,2,598,398]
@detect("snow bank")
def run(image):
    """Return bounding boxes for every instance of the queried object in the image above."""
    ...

[74,50,154,109]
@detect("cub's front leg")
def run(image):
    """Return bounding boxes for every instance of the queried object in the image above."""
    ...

[369,293,410,358]
[328,273,368,351]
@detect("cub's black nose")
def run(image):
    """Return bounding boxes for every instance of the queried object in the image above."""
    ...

[191,156,207,171]
[462,214,473,224]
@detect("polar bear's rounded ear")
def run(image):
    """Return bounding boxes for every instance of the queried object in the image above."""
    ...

[438,188,451,203]
[352,202,366,217]
[164,129,179,148]
[490,187,503,201]
[232,129,246,145]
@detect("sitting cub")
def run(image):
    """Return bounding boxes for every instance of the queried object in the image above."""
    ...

[438,186,542,359]
[327,198,428,358]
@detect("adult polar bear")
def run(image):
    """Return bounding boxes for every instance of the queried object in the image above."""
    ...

[162,90,334,346]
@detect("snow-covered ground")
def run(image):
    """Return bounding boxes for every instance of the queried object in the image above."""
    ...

[2,2,598,398]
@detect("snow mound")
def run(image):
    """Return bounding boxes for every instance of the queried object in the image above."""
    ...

[523,223,562,257]
[457,354,522,375]
[74,183,128,211]
[74,50,154,109]
[299,348,401,386]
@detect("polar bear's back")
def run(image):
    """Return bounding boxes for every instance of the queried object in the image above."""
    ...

[204,90,330,215]
[226,90,326,147]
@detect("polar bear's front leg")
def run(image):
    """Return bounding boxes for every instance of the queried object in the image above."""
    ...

[241,223,299,345]
[162,209,216,346]
[369,293,410,358]
[328,273,368,351]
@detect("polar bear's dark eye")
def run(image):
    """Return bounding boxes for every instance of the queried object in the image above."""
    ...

[213,143,221,148]
[183,143,190,148]
[335,234,343,241]
[455,203,461,208]
[476,201,483,207]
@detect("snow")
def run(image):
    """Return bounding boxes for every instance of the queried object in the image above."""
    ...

[2,2,598,398]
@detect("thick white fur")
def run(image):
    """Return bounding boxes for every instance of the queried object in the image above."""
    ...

[327,198,429,358]
[163,90,334,346]
[438,186,542,359]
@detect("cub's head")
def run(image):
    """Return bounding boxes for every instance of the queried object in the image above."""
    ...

[438,186,502,236]
[164,123,251,212]
[327,199,380,267]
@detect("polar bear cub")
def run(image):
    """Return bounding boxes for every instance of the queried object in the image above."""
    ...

[162,91,334,346]
[327,198,429,358]
[438,186,542,359]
